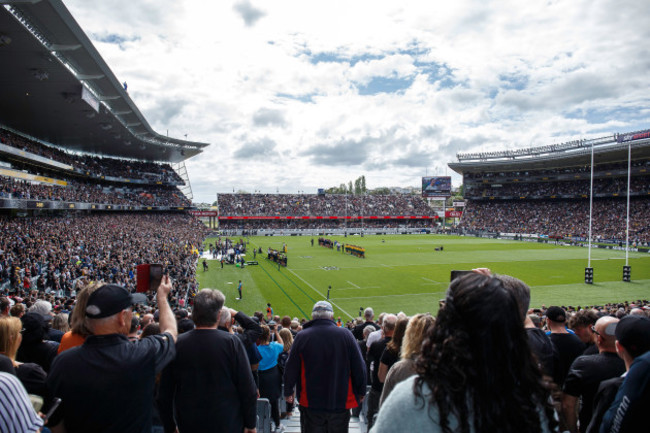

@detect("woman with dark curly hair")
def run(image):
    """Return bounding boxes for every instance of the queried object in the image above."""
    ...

[372,273,557,433]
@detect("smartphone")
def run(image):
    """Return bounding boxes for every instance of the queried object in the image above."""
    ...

[149,264,163,290]
[450,270,473,282]
[136,264,164,293]
[44,397,62,421]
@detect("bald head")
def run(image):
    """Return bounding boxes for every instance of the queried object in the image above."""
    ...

[594,316,619,353]
[140,313,154,328]
[629,308,644,316]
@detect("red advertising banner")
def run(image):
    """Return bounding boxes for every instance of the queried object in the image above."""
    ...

[190,210,218,217]
[445,210,463,218]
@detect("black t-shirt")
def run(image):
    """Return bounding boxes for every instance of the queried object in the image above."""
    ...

[46,332,175,433]
[582,342,599,356]
[0,354,14,374]
[585,375,624,433]
[563,352,626,431]
[16,362,47,397]
[16,340,59,373]
[549,332,585,386]
[526,328,556,378]
[353,321,380,341]
[368,337,390,392]
[158,328,258,433]
[380,347,400,372]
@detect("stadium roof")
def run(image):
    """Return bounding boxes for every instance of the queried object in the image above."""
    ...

[448,132,650,175]
[0,0,209,163]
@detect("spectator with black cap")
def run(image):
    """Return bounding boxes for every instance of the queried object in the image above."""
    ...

[45,276,177,433]
[546,306,585,387]
[586,315,650,433]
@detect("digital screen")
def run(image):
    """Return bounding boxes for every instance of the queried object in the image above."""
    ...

[422,176,452,197]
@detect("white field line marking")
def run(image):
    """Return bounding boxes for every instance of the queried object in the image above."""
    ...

[347,281,360,288]
[335,291,446,300]
[422,277,441,284]
[592,258,626,260]
[286,267,354,319]
[335,286,381,291]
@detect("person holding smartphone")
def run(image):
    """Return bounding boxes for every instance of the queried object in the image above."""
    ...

[45,276,178,433]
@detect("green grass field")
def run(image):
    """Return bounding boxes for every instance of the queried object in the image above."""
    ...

[196,235,650,320]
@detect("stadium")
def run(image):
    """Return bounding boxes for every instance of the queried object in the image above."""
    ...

[1,2,649,433]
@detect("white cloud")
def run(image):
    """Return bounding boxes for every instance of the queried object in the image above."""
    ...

[61,0,650,202]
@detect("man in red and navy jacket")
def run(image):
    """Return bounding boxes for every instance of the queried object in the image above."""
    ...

[284,301,367,433]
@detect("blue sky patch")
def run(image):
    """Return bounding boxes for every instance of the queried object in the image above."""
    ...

[276,92,315,103]
[499,73,529,91]
[565,106,647,132]
[357,76,413,95]
[417,61,461,88]
[306,51,384,66]
[93,33,139,49]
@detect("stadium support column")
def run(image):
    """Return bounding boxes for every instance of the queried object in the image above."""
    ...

[585,141,594,284]
[623,141,631,282]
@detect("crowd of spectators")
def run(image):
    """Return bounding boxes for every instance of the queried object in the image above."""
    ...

[0,128,183,184]
[463,160,650,180]
[0,213,209,302]
[218,219,434,231]
[0,175,191,207]
[459,198,650,243]
[466,176,649,198]
[218,193,434,217]
[1,271,649,433]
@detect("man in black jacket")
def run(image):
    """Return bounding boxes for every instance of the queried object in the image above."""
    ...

[158,289,257,433]
[284,301,366,433]
[352,307,379,341]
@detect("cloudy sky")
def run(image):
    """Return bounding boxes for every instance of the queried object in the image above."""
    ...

[63,0,650,203]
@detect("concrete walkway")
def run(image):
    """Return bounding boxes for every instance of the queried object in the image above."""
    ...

[280,406,365,433]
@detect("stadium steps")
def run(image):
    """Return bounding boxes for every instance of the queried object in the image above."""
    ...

[280,406,365,433]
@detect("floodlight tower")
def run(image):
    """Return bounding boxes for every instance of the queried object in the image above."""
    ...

[623,140,631,282]
[585,141,594,284]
